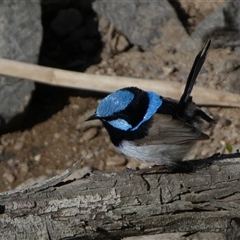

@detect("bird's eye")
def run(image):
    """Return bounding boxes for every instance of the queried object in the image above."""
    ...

[102,116,116,121]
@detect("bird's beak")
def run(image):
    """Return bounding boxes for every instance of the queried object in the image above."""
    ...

[85,113,98,121]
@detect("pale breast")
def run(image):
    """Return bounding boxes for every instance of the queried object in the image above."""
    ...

[119,140,193,166]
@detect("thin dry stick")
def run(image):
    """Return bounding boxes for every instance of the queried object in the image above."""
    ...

[0,58,239,107]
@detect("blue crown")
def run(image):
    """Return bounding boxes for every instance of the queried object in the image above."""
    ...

[96,89,163,131]
[96,89,134,118]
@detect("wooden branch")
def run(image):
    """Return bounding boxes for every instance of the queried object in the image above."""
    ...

[0,58,239,107]
[1,153,240,239]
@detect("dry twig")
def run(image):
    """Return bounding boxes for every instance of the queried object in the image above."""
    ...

[0,58,239,107]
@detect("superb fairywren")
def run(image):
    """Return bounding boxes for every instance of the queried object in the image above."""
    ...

[86,40,215,169]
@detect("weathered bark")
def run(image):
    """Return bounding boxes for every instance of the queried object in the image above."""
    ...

[1,154,240,239]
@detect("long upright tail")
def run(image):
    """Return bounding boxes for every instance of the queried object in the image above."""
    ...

[178,39,211,109]
[177,39,215,124]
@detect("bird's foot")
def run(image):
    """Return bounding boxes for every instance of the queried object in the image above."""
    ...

[125,162,194,175]
[133,165,168,175]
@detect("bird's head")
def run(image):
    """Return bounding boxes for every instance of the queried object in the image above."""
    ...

[86,87,162,132]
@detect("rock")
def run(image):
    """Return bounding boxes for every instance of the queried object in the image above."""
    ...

[13,141,24,151]
[218,116,232,127]
[0,1,42,133]
[51,8,83,36]
[223,1,240,31]
[213,59,240,74]
[228,69,240,94]
[98,17,110,36]
[80,128,98,142]
[191,1,240,48]
[34,154,41,162]
[111,34,129,53]
[41,2,102,71]
[106,156,127,167]
[190,5,225,48]
[64,166,92,181]
[19,162,29,176]
[93,0,188,50]
[3,173,15,184]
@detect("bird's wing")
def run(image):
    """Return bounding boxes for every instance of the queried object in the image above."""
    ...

[134,114,209,146]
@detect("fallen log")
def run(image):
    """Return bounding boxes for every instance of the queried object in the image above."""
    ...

[0,153,240,239]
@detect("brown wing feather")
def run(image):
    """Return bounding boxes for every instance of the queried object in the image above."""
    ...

[135,114,209,146]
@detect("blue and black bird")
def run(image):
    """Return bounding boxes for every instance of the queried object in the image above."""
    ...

[86,40,215,170]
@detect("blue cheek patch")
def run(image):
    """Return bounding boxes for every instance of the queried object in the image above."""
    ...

[107,119,132,131]
[131,91,162,131]
[96,90,134,118]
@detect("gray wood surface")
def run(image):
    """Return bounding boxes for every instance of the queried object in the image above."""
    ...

[0,154,240,239]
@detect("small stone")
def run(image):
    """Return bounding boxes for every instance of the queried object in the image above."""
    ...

[84,152,94,161]
[201,148,209,156]
[34,154,41,162]
[31,129,37,136]
[71,104,80,110]
[81,149,94,161]
[98,60,108,68]
[98,17,110,34]
[126,158,141,170]
[54,133,61,139]
[106,67,116,75]
[162,66,176,76]
[229,139,237,145]
[228,69,240,94]
[235,123,240,130]
[85,65,99,74]
[19,162,29,176]
[116,35,129,52]
[80,149,88,156]
[106,156,127,167]
[98,160,105,170]
[138,162,152,169]
[218,116,232,127]
[3,173,15,183]
[1,136,11,147]
[45,169,53,176]
[65,166,92,181]
[72,146,77,152]
[13,141,24,150]
[80,128,98,142]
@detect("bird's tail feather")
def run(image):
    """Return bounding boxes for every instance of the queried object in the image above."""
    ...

[178,39,211,109]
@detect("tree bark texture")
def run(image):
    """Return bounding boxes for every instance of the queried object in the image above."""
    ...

[1,154,240,239]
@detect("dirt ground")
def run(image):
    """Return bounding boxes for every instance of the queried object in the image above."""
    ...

[1,1,239,193]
